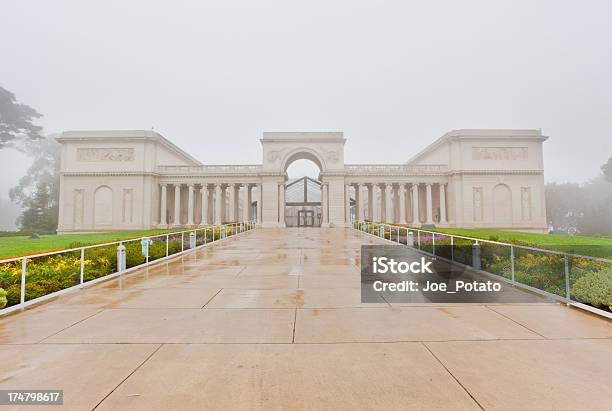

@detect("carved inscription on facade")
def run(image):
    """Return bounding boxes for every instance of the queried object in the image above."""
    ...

[472,147,527,161]
[77,148,134,162]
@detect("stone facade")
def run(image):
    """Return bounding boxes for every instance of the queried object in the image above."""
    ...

[56,129,548,232]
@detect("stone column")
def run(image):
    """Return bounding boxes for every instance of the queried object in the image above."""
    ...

[233,185,240,221]
[384,183,393,222]
[398,184,406,224]
[425,183,433,224]
[160,184,167,226]
[354,184,361,221]
[257,183,263,223]
[243,184,251,221]
[221,186,227,222]
[371,184,379,222]
[187,184,195,226]
[367,184,373,220]
[173,184,181,226]
[439,183,447,225]
[214,184,222,225]
[321,183,329,226]
[208,189,214,224]
[201,184,208,225]
[228,184,236,222]
[345,184,351,223]
[411,184,419,225]
[278,183,285,226]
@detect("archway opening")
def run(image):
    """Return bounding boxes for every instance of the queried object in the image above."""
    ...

[285,158,322,227]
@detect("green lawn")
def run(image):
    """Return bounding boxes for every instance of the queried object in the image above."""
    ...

[0,229,179,259]
[402,226,612,259]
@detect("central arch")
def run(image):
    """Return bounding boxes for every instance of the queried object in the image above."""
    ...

[260,132,346,227]
[280,147,326,174]
[285,157,322,227]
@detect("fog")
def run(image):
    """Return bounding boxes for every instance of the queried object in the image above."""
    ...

[1,0,611,205]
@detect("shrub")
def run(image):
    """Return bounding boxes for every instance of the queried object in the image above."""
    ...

[572,269,612,311]
[0,288,6,308]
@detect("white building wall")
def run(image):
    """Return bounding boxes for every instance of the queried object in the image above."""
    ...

[56,129,548,233]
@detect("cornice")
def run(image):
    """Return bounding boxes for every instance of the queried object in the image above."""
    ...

[448,169,544,175]
[62,171,159,177]
[260,138,346,144]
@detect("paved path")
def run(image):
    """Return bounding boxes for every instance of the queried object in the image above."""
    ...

[1,228,611,410]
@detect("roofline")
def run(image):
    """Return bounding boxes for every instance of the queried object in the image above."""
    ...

[57,130,202,166]
[406,129,549,164]
[261,131,345,143]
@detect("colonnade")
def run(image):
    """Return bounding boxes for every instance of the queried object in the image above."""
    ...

[347,182,447,225]
[159,181,448,228]
[159,183,260,227]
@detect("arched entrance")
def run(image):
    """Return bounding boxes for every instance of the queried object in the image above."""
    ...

[260,132,347,227]
[285,159,322,227]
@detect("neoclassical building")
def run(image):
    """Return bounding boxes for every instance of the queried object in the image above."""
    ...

[56,129,548,232]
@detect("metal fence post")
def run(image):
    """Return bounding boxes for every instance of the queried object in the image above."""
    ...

[472,241,481,270]
[20,257,26,307]
[165,234,169,257]
[564,254,570,305]
[510,245,515,285]
[117,243,126,272]
[80,248,85,286]
[432,234,436,256]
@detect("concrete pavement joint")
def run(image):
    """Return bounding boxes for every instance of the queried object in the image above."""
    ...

[35,309,105,344]
[92,343,164,410]
[484,305,547,339]
[201,289,223,309]
[422,342,486,411]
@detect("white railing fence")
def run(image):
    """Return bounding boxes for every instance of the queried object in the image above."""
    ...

[0,221,257,315]
[352,220,612,319]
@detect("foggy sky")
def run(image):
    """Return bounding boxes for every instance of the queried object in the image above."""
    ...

[1,0,611,200]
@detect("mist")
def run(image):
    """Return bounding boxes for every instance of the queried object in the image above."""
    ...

[1,0,611,218]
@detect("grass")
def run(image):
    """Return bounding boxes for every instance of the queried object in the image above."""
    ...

[399,226,612,259]
[0,229,179,259]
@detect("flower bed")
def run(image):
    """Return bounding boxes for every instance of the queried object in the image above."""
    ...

[0,225,245,309]
[355,222,612,312]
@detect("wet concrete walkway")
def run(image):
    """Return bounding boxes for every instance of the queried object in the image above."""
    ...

[1,228,611,410]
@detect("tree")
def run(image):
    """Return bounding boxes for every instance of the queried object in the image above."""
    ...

[545,178,612,236]
[9,135,60,232]
[0,86,43,149]
[602,157,612,182]
[577,176,612,236]
[545,182,582,231]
